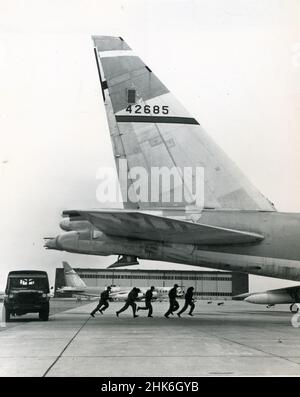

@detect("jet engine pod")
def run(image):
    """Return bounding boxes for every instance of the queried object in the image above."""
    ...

[245,292,292,305]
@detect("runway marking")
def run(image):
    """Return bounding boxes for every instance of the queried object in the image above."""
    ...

[202,331,300,368]
[57,354,269,358]
[42,316,91,377]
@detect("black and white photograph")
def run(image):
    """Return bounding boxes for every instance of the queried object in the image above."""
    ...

[1,0,300,383]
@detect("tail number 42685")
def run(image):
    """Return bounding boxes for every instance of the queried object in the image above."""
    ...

[125,105,169,114]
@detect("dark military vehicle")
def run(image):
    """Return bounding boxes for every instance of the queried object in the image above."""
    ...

[4,271,50,321]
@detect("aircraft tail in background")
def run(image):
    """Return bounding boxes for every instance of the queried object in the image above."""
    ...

[63,261,87,289]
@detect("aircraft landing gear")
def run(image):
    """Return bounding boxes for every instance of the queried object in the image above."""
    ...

[108,255,139,268]
[290,303,299,313]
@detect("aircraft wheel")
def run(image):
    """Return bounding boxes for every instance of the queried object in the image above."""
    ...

[290,303,299,314]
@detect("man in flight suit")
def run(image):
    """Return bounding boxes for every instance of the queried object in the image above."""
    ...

[90,286,111,317]
[116,287,141,318]
[137,286,155,317]
[164,284,180,318]
[177,287,195,317]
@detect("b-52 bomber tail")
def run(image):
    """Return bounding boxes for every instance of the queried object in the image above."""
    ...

[45,36,300,283]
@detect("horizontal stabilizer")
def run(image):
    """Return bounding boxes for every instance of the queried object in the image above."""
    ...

[64,210,264,246]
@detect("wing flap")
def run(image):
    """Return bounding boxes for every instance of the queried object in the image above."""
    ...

[64,210,264,245]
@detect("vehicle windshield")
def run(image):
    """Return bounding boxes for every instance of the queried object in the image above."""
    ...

[9,277,48,291]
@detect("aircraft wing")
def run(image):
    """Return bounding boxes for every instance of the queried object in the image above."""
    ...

[234,285,300,299]
[64,209,264,245]
[263,285,300,299]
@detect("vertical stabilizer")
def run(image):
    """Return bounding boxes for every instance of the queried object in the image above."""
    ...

[63,262,87,289]
[92,36,275,212]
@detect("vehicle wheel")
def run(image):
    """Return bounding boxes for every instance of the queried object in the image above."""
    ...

[290,303,299,314]
[39,310,49,321]
[39,302,49,321]
[5,308,10,322]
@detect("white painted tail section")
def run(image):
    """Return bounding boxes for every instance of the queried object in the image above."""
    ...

[62,262,87,289]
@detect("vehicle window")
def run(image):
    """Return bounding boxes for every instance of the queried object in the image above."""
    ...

[9,277,47,290]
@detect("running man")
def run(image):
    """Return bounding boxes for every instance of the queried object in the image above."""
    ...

[177,287,195,317]
[90,286,111,317]
[164,284,180,318]
[137,286,155,317]
[116,287,141,318]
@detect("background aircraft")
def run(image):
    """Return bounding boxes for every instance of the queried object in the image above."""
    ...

[57,262,127,298]
[233,285,300,313]
[57,262,183,301]
[45,36,300,284]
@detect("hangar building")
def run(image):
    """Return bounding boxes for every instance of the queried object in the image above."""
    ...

[54,268,248,299]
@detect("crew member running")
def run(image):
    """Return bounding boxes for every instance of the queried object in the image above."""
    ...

[116,287,141,318]
[90,286,111,317]
[137,286,155,317]
[164,284,180,318]
[177,287,195,317]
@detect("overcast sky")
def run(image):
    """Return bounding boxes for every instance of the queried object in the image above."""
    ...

[1,0,300,292]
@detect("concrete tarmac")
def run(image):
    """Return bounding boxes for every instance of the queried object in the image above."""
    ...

[1,299,300,377]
